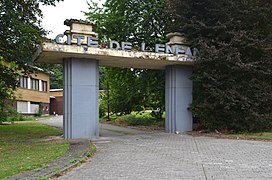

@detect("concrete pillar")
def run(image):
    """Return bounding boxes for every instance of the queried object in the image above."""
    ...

[63,58,99,139]
[165,65,193,133]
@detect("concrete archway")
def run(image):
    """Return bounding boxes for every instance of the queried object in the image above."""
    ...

[34,19,194,139]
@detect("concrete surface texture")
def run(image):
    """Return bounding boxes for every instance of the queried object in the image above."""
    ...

[39,116,272,180]
[63,58,99,139]
[165,65,193,133]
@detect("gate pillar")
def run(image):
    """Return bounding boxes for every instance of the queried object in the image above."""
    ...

[63,58,99,139]
[165,65,193,133]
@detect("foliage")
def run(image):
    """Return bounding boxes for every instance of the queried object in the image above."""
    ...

[86,0,169,46]
[86,0,169,118]
[0,0,63,117]
[138,70,165,119]
[167,0,272,132]
[0,0,63,65]
[99,83,109,118]
[1,108,35,124]
[0,123,68,179]
[99,101,107,118]
[99,67,165,117]
[6,115,35,122]
[114,112,164,127]
[46,64,63,89]
[104,68,143,115]
[0,59,19,122]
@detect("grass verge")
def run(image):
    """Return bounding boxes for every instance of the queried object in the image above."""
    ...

[105,111,165,128]
[0,123,69,179]
[229,132,272,139]
[53,144,97,178]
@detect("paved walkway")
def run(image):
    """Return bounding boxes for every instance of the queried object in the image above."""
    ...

[39,116,272,180]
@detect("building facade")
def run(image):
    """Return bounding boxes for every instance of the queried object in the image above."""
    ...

[14,70,50,115]
[50,89,63,115]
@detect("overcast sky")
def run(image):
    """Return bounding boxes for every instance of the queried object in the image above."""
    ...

[40,0,103,39]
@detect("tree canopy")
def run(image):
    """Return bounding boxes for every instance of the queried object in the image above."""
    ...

[86,0,169,118]
[86,0,169,46]
[0,0,63,65]
[0,0,63,118]
[167,0,272,131]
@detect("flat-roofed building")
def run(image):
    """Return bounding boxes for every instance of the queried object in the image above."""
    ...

[15,69,50,115]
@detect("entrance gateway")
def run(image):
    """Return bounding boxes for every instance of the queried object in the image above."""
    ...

[34,19,195,139]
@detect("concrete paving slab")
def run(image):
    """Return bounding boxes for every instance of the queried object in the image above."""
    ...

[38,116,272,180]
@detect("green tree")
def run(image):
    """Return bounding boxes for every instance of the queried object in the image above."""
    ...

[0,0,63,65]
[46,64,63,89]
[105,68,143,115]
[0,0,63,119]
[167,0,272,132]
[0,59,19,122]
[86,0,169,118]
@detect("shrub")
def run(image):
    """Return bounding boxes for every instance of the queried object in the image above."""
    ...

[115,112,164,127]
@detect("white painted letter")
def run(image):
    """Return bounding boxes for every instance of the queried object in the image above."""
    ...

[121,42,132,50]
[141,42,146,52]
[110,41,120,49]
[73,35,85,46]
[55,34,65,44]
[67,34,71,45]
[87,36,98,48]
[175,47,185,55]
[155,44,165,53]
[185,47,192,56]
[165,44,174,54]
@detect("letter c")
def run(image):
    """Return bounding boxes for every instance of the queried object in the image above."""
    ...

[55,34,65,44]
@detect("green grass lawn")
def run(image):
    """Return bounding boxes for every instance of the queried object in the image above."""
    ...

[229,132,272,139]
[0,123,69,179]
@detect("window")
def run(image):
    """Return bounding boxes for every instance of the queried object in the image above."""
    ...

[17,101,28,113]
[31,78,39,91]
[19,76,28,89]
[30,102,40,114]
[41,81,47,92]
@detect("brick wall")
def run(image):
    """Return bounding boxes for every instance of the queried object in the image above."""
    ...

[50,97,63,115]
